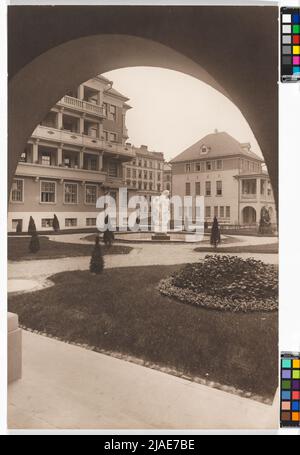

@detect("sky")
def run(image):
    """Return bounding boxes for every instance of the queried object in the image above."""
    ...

[103,67,263,162]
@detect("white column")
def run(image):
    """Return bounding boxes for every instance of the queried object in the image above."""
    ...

[58,109,63,130]
[98,152,103,171]
[256,178,260,201]
[32,141,39,163]
[79,115,85,134]
[97,90,102,106]
[57,145,63,166]
[79,149,84,169]
[77,85,84,100]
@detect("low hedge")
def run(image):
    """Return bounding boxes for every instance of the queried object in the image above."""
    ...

[158,255,278,312]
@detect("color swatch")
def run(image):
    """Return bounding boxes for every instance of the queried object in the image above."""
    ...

[280,352,300,427]
[281,8,300,81]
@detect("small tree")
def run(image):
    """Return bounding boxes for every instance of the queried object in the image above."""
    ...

[53,214,60,232]
[210,216,221,249]
[28,216,37,235]
[90,235,104,274]
[29,232,40,253]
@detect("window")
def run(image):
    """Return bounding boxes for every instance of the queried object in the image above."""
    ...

[133,169,137,178]
[157,184,161,192]
[149,161,152,168]
[12,219,22,232]
[11,179,24,202]
[108,104,117,121]
[108,161,118,177]
[201,145,208,154]
[144,170,148,179]
[41,152,51,166]
[85,184,97,204]
[226,206,230,218]
[205,181,211,196]
[260,179,266,195]
[220,206,224,218]
[166,183,170,191]
[64,183,78,204]
[20,151,27,163]
[138,182,142,190]
[126,180,131,186]
[216,180,222,196]
[65,218,77,227]
[149,182,153,190]
[206,161,212,171]
[144,160,147,167]
[216,160,223,170]
[103,103,108,117]
[205,206,211,218]
[86,218,96,227]
[185,182,191,196]
[214,206,218,217]
[195,182,201,196]
[157,173,161,181]
[109,132,117,142]
[144,182,147,190]
[242,179,256,195]
[63,157,71,168]
[40,181,56,203]
[195,163,201,171]
[149,171,153,180]
[138,170,142,179]
[138,159,142,167]
[126,168,131,178]
[132,180,137,188]
[41,218,53,228]
[185,163,191,173]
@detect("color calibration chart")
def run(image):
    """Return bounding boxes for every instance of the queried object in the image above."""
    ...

[280,352,300,427]
[281,7,300,82]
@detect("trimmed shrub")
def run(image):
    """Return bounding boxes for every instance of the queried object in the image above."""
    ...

[158,255,278,312]
[53,214,60,232]
[210,216,221,248]
[90,235,104,274]
[28,216,37,235]
[29,232,40,253]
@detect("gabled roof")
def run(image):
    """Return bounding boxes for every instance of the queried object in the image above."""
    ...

[170,131,263,163]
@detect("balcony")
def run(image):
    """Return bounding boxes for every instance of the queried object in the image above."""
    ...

[32,125,135,159]
[241,193,257,201]
[15,162,107,184]
[57,95,105,117]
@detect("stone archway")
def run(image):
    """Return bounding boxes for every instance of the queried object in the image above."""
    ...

[242,206,257,225]
[8,6,278,208]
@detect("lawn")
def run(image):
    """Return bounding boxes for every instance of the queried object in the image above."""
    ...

[194,243,278,254]
[8,236,132,261]
[8,265,278,400]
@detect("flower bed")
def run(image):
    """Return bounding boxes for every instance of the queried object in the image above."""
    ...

[158,255,278,312]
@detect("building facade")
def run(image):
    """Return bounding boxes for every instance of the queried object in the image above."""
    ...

[9,75,164,232]
[163,163,172,194]
[171,131,276,227]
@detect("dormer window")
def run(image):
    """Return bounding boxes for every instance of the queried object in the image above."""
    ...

[200,145,209,155]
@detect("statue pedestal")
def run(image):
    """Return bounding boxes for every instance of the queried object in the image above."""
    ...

[151,233,170,241]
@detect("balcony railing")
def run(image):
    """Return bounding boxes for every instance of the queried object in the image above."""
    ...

[241,193,257,199]
[32,125,135,158]
[58,95,105,117]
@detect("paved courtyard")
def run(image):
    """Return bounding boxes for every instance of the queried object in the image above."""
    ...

[7,233,279,430]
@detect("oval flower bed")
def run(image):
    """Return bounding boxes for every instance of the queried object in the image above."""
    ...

[158,255,278,312]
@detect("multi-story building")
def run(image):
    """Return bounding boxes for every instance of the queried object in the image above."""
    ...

[124,145,164,202]
[171,131,276,226]
[163,163,172,194]
[8,75,138,232]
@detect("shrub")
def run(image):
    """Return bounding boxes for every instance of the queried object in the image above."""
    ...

[28,216,37,235]
[89,235,104,274]
[158,255,278,312]
[210,216,221,248]
[29,232,40,253]
[53,214,60,232]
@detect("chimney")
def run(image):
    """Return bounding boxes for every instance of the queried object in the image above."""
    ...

[141,145,148,150]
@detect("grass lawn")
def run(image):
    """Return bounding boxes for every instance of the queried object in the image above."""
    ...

[194,243,278,254]
[8,265,278,400]
[8,236,132,261]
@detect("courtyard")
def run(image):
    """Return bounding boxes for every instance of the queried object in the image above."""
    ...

[8,232,279,429]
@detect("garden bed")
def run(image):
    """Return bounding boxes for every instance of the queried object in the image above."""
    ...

[8,236,132,261]
[159,255,278,312]
[8,265,278,400]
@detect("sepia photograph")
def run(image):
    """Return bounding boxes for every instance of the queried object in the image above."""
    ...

[7,4,279,430]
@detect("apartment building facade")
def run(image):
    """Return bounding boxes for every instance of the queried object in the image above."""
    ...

[8,75,136,232]
[124,145,164,202]
[171,131,276,227]
[163,163,172,194]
